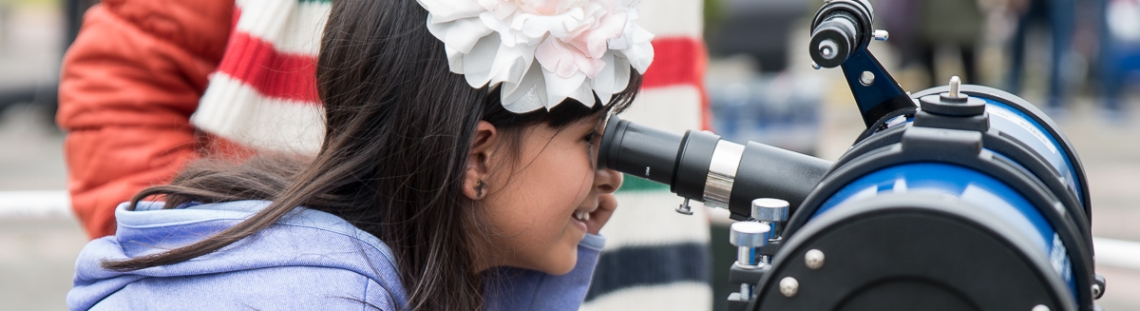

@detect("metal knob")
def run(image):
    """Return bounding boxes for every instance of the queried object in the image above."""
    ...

[730,221,770,248]
[676,198,694,215]
[873,29,890,41]
[730,221,770,269]
[752,198,789,222]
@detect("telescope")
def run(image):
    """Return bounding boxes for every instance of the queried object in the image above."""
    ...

[598,1,1105,310]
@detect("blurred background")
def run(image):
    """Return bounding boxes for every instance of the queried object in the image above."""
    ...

[0,0,1139,309]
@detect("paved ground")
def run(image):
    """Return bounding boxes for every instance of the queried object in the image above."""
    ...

[0,5,87,310]
[1,3,1139,311]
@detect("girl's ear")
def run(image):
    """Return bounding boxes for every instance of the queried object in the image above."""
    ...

[463,121,499,200]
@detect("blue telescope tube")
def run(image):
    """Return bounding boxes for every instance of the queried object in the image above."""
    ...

[983,98,1083,204]
[812,162,1077,300]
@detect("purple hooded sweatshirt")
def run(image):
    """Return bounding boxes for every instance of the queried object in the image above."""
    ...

[67,200,605,310]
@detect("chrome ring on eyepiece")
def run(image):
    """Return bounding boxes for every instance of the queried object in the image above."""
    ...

[704,141,745,209]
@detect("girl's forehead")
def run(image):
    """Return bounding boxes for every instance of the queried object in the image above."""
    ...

[586,113,606,126]
[526,111,607,135]
[559,113,607,130]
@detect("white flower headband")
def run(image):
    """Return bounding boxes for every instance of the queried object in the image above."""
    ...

[416,0,655,113]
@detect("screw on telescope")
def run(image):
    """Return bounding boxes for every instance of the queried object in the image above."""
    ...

[859,71,875,86]
[1094,273,1106,299]
[779,277,799,297]
[918,75,985,117]
[873,29,889,41]
[948,76,962,99]
[676,198,694,215]
[804,249,825,270]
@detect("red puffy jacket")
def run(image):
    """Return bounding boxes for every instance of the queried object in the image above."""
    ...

[58,0,236,238]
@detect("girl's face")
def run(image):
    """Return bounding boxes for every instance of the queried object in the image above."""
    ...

[469,114,622,275]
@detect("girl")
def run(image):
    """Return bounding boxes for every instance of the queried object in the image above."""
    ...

[66,0,654,310]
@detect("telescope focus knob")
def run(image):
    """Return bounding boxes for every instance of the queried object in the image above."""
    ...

[753,198,790,240]
[730,221,769,271]
[752,198,790,222]
[729,221,771,303]
[730,222,770,248]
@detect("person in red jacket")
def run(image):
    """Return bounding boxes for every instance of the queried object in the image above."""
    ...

[59,0,234,238]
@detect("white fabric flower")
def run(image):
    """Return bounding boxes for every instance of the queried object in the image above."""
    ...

[417,0,655,112]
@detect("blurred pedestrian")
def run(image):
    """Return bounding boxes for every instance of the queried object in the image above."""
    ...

[916,0,986,87]
[1006,0,1076,114]
[875,0,985,87]
[1099,0,1140,120]
[875,0,921,71]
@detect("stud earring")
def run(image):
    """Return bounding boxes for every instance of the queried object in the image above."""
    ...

[475,180,486,198]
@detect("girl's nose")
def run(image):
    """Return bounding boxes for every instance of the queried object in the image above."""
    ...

[595,168,623,193]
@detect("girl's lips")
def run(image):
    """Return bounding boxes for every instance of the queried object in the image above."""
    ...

[571,215,588,233]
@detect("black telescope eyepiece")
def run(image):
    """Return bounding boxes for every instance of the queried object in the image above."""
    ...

[599,116,686,186]
[598,115,724,204]
[598,115,831,220]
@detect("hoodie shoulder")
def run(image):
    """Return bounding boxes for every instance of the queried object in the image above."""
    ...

[68,201,408,310]
[83,266,398,310]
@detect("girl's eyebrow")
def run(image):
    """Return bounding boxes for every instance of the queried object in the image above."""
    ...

[588,113,606,128]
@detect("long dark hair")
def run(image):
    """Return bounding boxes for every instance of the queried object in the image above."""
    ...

[102,0,642,310]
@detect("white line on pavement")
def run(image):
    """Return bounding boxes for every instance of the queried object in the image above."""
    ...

[1094,238,1140,271]
[0,190,73,220]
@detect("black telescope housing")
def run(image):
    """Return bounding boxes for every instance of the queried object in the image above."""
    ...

[599,117,831,220]
[595,0,1106,310]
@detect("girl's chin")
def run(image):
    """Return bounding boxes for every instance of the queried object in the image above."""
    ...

[542,251,579,275]
[539,233,582,275]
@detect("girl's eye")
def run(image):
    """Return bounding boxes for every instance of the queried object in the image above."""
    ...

[585,131,602,168]
[583,131,601,145]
